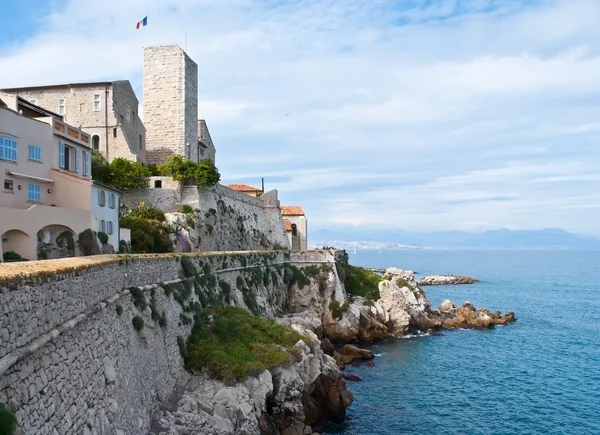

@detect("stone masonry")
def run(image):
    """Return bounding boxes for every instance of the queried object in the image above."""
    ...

[0,250,342,434]
[1,81,146,163]
[143,45,199,165]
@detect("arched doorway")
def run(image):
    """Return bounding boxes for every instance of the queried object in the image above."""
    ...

[1,229,32,261]
[92,135,100,151]
[37,225,76,259]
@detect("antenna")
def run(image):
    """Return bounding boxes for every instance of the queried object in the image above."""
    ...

[262,178,264,193]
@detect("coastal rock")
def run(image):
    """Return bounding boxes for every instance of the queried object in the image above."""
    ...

[377,269,441,333]
[151,322,352,435]
[437,300,516,329]
[417,275,478,286]
[342,374,363,382]
[323,300,391,343]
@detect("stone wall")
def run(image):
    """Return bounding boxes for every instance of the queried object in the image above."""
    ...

[122,183,291,250]
[0,250,344,434]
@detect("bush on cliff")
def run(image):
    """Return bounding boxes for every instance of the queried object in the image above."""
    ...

[343,264,381,300]
[0,403,16,435]
[184,307,305,380]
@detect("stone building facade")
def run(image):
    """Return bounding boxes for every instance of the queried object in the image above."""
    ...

[198,119,216,164]
[1,81,146,163]
[143,44,199,165]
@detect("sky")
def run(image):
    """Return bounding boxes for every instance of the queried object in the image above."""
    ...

[1,0,599,235]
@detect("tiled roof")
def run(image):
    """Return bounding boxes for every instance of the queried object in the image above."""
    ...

[227,183,261,192]
[281,205,305,216]
[283,219,292,231]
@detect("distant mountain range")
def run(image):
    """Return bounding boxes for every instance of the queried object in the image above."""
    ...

[310,228,600,250]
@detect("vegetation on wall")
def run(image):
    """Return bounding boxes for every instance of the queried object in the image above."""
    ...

[120,202,173,253]
[157,155,221,187]
[91,151,149,189]
[184,307,305,380]
[0,403,16,435]
[2,251,26,262]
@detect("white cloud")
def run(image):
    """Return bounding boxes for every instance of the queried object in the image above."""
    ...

[2,0,600,234]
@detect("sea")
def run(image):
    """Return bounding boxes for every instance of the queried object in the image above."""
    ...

[322,249,600,435]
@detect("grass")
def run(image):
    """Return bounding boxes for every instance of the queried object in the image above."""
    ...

[185,307,306,380]
[331,300,350,320]
[343,264,382,300]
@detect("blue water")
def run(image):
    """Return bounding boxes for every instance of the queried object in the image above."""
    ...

[324,250,600,435]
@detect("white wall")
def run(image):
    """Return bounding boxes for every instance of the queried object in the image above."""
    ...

[91,185,120,247]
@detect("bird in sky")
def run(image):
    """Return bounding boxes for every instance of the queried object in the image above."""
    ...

[284,112,291,117]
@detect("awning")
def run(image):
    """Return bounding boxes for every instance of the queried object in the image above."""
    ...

[7,171,54,183]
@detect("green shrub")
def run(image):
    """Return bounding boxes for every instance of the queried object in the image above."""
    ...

[180,313,192,325]
[180,256,197,278]
[115,305,123,315]
[195,159,221,187]
[97,231,109,245]
[181,204,194,214]
[2,251,23,261]
[0,403,16,435]
[330,300,350,320]
[343,264,382,300]
[119,213,173,254]
[78,229,99,256]
[132,315,144,331]
[56,231,75,251]
[185,307,305,380]
[396,278,410,288]
[123,201,166,222]
[130,287,147,311]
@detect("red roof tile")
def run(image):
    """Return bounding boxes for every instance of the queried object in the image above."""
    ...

[281,205,305,216]
[227,183,261,192]
[283,219,292,231]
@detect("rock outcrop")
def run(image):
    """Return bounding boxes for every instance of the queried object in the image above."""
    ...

[435,300,516,329]
[417,275,478,286]
[150,325,352,435]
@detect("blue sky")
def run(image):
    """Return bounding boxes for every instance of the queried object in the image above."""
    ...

[2,0,600,235]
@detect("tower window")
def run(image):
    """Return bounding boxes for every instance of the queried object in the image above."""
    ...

[113,128,117,138]
[92,135,100,150]
[93,94,101,111]
[58,98,65,115]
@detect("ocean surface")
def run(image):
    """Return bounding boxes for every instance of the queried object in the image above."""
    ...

[322,250,600,435]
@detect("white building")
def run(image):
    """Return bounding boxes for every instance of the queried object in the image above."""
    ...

[281,206,308,250]
[91,182,121,248]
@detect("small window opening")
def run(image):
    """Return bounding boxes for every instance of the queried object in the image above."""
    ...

[154,180,162,188]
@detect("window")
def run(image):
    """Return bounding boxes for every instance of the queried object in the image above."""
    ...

[113,128,117,138]
[3,179,13,192]
[108,193,115,209]
[0,137,17,162]
[107,221,114,235]
[125,110,130,122]
[93,94,101,111]
[92,135,100,151]
[99,219,106,232]
[30,99,37,105]
[139,134,143,150]
[98,189,106,207]
[120,114,124,125]
[28,145,42,162]
[82,151,91,176]
[59,142,79,172]
[58,98,65,116]
[154,180,162,188]
[28,183,41,202]
[291,223,298,237]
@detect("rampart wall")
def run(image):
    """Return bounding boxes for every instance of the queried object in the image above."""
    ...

[0,250,342,434]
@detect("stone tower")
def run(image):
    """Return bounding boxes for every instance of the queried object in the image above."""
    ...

[143,44,199,165]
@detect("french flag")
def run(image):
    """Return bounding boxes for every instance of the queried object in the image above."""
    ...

[136,16,148,29]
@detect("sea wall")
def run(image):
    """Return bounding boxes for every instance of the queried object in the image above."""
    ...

[122,182,290,251]
[0,250,344,435]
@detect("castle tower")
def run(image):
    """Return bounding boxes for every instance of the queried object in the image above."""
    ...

[143,44,199,165]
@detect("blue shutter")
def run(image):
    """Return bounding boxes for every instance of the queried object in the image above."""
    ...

[36,146,42,161]
[10,139,16,161]
[75,148,81,173]
[59,142,65,169]
[85,151,91,176]
[28,184,41,202]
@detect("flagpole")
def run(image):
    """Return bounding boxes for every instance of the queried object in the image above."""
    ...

[146,15,149,47]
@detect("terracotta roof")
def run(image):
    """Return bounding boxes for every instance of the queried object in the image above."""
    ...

[281,205,305,216]
[283,219,292,231]
[227,184,261,192]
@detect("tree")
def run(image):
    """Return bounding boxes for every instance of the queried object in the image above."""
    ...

[91,152,150,190]
[91,150,111,184]
[195,159,221,187]
[108,158,150,190]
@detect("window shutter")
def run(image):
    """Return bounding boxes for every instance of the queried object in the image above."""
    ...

[85,151,91,176]
[98,189,102,205]
[59,142,65,169]
[75,148,80,173]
